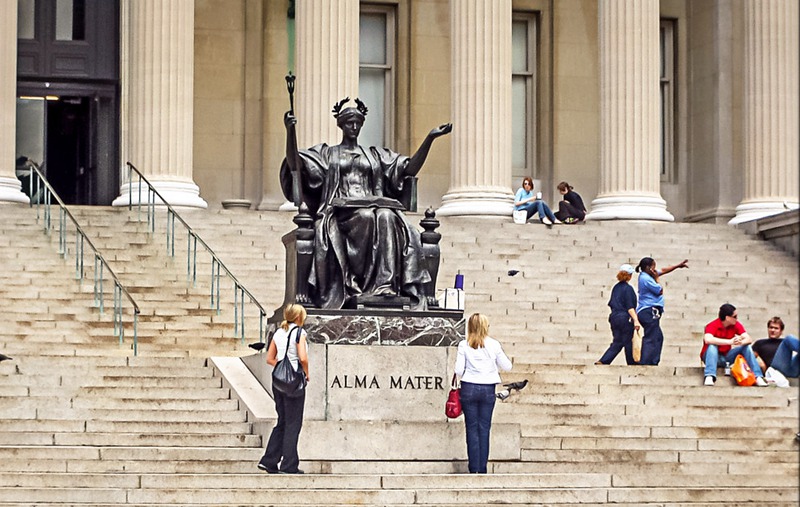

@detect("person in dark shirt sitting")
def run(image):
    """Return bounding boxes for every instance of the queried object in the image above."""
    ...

[596,264,641,365]
[554,181,586,224]
[753,316,798,388]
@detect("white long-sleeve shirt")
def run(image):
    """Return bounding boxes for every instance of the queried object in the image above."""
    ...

[454,337,512,384]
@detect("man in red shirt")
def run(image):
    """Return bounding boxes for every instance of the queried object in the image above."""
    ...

[701,303,767,386]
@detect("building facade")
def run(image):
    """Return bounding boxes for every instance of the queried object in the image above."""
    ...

[0,0,797,223]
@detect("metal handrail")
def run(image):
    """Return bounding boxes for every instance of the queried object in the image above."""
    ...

[125,162,268,344]
[25,162,140,355]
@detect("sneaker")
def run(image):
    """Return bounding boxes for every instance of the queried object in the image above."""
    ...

[257,463,279,474]
[704,375,715,386]
[496,389,510,400]
[755,376,768,387]
[765,367,790,388]
[541,217,553,226]
[564,217,578,224]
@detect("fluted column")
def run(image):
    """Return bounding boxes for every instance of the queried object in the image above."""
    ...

[0,0,28,204]
[730,0,799,224]
[275,0,358,211]
[588,0,673,221]
[295,0,359,148]
[437,0,514,217]
[113,0,206,208]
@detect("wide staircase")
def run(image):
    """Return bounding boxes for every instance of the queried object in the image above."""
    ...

[0,203,797,506]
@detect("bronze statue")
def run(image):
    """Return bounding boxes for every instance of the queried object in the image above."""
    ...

[279,97,452,310]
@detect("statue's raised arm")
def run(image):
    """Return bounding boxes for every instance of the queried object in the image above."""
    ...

[404,123,453,179]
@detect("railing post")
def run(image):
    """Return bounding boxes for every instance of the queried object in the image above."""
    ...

[58,208,66,256]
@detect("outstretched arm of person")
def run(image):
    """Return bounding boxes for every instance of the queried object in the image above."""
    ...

[404,123,453,178]
[660,259,689,276]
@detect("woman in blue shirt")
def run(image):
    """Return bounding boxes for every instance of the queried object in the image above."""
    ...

[635,257,689,365]
[514,177,557,225]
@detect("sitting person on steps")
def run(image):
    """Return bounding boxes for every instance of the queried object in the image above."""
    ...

[513,177,557,225]
[701,303,768,387]
[752,316,798,388]
[553,181,586,224]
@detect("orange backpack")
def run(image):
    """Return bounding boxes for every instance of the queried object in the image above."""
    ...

[730,354,756,386]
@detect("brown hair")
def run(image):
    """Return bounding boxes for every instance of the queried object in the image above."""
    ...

[521,177,534,189]
[280,303,307,330]
[616,271,632,283]
[467,313,490,349]
[768,316,785,331]
[557,181,573,192]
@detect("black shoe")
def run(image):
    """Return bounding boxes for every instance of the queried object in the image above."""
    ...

[280,469,305,474]
[503,379,529,391]
[257,463,279,474]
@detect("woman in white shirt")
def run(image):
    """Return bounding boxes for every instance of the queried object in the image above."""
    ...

[454,313,513,473]
[258,304,310,474]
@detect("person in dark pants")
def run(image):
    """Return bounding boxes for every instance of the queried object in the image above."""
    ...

[635,257,688,365]
[258,304,310,474]
[454,313,512,473]
[554,181,586,224]
[596,264,641,365]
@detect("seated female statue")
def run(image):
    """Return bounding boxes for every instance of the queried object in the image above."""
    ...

[280,98,452,309]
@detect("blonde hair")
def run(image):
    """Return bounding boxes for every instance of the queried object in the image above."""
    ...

[467,313,490,349]
[616,271,632,283]
[280,303,307,330]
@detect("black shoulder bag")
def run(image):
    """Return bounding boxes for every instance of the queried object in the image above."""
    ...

[271,327,307,397]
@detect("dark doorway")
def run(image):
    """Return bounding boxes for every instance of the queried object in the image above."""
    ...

[46,97,90,204]
[16,0,120,205]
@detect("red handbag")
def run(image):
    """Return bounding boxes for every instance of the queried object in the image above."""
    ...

[445,374,462,418]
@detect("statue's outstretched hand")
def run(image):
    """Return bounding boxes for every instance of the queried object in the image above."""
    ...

[284,111,297,129]
[429,123,453,138]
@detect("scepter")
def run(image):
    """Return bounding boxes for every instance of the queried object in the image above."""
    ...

[285,73,304,207]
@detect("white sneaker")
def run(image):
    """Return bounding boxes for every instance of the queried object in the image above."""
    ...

[704,375,715,386]
[755,376,768,387]
[541,217,553,226]
[765,367,790,388]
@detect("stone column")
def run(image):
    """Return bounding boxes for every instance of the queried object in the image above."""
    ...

[436,0,514,217]
[113,0,206,208]
[0,0,28,204]
[275,0,358,211]
[730,0,799,224]
[295,0,359,148]
[587,0,673,221]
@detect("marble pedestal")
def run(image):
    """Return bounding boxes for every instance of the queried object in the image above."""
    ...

[245,310,466,422]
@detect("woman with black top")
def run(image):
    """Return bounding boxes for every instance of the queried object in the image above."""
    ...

[258,303,310,474]
[554,181,586,224]
[596,264,641,365]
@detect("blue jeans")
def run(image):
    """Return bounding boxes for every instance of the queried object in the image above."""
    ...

[770,335,799,378]
[637,306,664,365]
[598,312,635,365]
[517,201,556,223]
[460,382,496,473]
[703,344,764,379]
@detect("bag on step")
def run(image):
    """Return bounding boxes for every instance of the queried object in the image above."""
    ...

[512,209,527,224]
[271,327,307,397]
[730,354,756,386]
[632,329,642,363]
[445,374,462,419]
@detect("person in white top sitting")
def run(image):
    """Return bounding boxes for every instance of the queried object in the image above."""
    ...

[454,313,513,473]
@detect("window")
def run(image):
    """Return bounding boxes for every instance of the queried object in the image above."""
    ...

[18,0,36,39]
[512,13,537,184]
[359,6,395,149]
[55,0,86,41]
[660,19,676,182]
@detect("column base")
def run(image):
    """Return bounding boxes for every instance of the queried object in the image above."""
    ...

[436,188,515,217]
[112,180,208,209]
[728,200,799,225]
[587,194,674,222]
[0,177,32,204]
